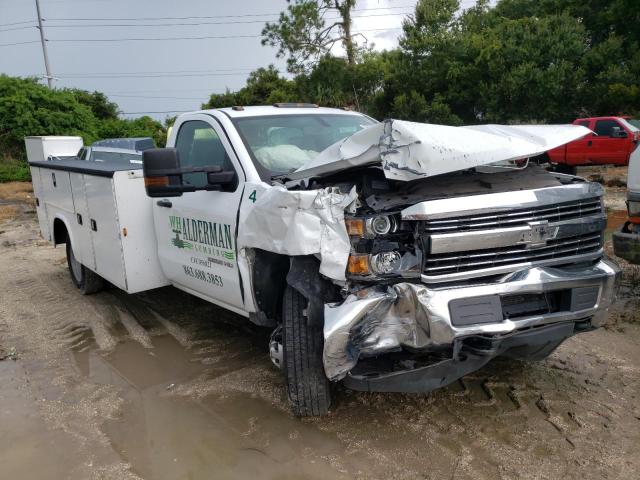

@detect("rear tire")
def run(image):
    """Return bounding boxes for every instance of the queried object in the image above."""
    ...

[282,285,332,417]
[66,241,104,295]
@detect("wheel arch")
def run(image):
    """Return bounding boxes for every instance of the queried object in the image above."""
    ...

[51,215,77,252]
[248,252,340,328]
[249,249,290,327]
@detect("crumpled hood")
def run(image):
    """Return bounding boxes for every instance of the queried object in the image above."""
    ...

[288,119,592,181]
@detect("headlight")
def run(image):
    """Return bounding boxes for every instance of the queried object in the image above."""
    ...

[370,251,402,274]
[347,251,404,276]
[366,215,396,236]
[345,215,397,237]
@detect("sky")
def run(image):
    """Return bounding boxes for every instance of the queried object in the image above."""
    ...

[0,0,477,120]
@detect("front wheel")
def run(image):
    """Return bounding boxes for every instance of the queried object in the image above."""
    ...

[282,285,332,416]
[66,241,104,295]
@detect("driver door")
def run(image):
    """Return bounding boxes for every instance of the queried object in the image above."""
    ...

[153,116,245,310]
[590,119,628,165]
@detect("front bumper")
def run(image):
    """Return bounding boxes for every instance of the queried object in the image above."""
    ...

[323,257,620,384]
[613,222,640,264]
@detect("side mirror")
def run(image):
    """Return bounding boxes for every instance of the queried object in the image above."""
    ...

[142,148,238,197]
[610,126,628,138]
[142,148,187,198]
[207,167,238,191]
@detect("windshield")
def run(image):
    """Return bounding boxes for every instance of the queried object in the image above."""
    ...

[624,118,640,131]
[233,114,377,174]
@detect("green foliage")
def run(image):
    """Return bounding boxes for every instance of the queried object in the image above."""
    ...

[203,65,298,109]
[69,89,119,120]
[98,116,167,148]
[0,158,31,182]
[0,75,100,159]
[0,75,168,164]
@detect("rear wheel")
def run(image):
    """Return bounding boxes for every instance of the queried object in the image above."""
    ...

[282,285,332,417]
[66,241,104,295]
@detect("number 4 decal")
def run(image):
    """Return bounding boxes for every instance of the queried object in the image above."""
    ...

[248,190,257,203]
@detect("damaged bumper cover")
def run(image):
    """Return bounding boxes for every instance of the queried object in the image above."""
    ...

[323,258,620,388]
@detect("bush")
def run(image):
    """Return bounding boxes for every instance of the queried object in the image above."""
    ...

[0,159,31,182]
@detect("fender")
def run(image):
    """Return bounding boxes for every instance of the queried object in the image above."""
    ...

[51,213,77,254]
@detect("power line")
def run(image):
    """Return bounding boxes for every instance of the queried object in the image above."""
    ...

[0,24,36,32]
[106,88,224,94]
[0,40,40,47]
[51,34,261,42]
[56,72,258,78]
[43,11,413,29]
[108,94,206,100]
[121,110,194,115]
[0,20,33,28]
[0,26,401,47]
[43,27,402,44]
[44,5,417,22]
[55,67,270,75]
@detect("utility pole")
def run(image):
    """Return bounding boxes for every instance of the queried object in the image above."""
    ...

[34,0,53,88]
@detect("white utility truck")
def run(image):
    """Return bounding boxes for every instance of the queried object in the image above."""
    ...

[613,146,640,264]
[27,104,620,416]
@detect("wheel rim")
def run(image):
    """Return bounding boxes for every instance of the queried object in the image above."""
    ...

[69,244,83,281]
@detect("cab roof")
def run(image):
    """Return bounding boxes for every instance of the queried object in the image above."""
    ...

[203,105,364,119]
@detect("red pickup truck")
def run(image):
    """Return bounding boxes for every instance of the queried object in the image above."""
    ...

[545,116,639,174]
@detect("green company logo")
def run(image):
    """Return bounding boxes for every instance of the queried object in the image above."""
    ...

[169,215,235,260]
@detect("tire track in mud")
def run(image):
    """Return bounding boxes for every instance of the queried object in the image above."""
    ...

[3,240,640,480]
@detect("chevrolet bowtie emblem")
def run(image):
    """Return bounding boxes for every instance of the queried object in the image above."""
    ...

[521,220,559,248]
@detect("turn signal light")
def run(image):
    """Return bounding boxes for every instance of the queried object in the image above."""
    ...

[144,176,169,187]
[345,218,365,237]
[347,254,370,275]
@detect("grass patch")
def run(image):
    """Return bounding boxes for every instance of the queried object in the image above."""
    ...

[0,158,31,183]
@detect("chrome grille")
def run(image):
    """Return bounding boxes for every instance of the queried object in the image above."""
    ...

[422,198,603,234]
[424,231,603,278]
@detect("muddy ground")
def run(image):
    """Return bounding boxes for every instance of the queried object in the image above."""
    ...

[1,174,639,480]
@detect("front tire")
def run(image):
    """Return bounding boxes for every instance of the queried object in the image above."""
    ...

[282,285,332,416]
[66,241,104,295]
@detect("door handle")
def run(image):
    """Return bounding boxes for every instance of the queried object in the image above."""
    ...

[52,172,57,187]
[156,199,173,208]
[587,140,592,146]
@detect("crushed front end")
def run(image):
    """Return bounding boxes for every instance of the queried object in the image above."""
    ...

[323,172,620,392]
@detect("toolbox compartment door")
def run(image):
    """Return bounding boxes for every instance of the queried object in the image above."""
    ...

[29,167,51,242]
[84,175,127,289]
[69,172,96,271]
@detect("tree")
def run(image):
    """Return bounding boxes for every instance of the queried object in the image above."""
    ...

[69,89,119,120]
[202,66,297,108]
[0,75,99,159]
[262,0,359,73]
[98,116,167,148]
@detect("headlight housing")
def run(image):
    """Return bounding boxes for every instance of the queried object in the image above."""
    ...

[345,213,421,279]
[345,214,398,238]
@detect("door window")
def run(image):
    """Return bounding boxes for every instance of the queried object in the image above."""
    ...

[593,119,621,137]
[175,120,235,188]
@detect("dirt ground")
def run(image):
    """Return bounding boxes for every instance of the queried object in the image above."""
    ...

[1,175,639,480]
